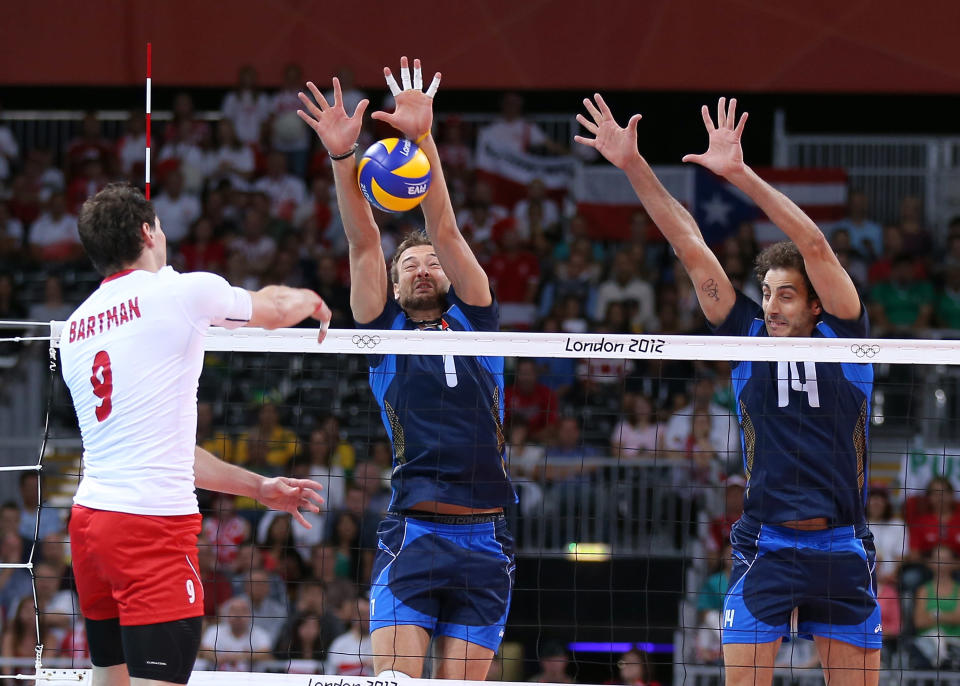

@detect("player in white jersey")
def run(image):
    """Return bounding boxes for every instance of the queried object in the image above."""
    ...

[59,183,332,686]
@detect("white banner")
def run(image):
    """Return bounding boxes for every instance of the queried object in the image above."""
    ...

[474,137,579,190]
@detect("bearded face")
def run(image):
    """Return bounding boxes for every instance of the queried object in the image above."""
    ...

[393,245,450,314]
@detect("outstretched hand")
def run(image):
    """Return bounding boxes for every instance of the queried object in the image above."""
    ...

[257,477,325,528]
[681,97,748,177]
[371,56,441,141]
[574,93,643,171]
[312,298,332,344]
[297,78,369,158]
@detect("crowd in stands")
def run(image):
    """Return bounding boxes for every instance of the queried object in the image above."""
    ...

[2,63,960,678]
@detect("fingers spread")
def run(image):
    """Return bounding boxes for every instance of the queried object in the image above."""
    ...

[583,97,602,124]
[595,93,614,121]
[384,68,401,96]
[573,134,597,148]
[734,111,749,137]
[306,82,329,110]
[296,110,318,130]
[576,113,598,135]
[352,99,369,120]
[700,105,715,132]
[425,73,441,98]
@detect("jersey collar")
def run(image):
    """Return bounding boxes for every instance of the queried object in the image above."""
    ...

[101,269,137,284]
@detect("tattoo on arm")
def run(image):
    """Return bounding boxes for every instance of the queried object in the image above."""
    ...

[701,278,720,302]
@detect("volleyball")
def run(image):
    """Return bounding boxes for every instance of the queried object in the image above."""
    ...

[357,138,432,213]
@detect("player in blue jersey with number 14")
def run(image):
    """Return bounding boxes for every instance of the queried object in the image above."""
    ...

[578,95,880,686]
[297,57,516,681]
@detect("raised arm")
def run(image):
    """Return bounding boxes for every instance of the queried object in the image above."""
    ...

[683,98,860,320]
[297,79,388,323]
[575,94,735,326]
[371,57,491,307]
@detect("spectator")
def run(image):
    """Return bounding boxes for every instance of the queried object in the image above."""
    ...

[869,255,934,335]
[898,194,933,259]
[907,476,960,560]
[662,372,738,472]
[513,178,561,240]
[351,460,390,518]
[157,114,207,195]
[32,561,74,644]
[456,179,509,246]
[308,544,338,586]
[258,511,309,585]
[234,401,299,472]
[0,531,30,621]
[202,492,251,567]
[593,250,656,332]
[703,475,745,566]
[116,110,147,181]
[278,612,325,671]
[936,261,960,329]
[0,100,19,186]
[197,536,233,618]
[299,427,347,513]
[164,92,211,149]
[295,177,343,251]
[269,63,312,177]
[28,192,82,263]
[0,203,24,261]
[505,423,546,517]
[436,115,473,203]
[485,219,541,329]
[310,255,351,328]
[65,157,108,214]
[318,415,357,472]
[868,488,906,586]
[64,112,113,178]
[0,502,20,539]
[206,119,255,191]
[252,151,307,223]
[1,597,44,674]
[200,595,273,671]
[616,648,660,686]
[913,545,960,668]
[325,594,374,676]
[529,640,574,683]
[543,416,600,483]
[16,472,62,543]
[829,227,869,293]
[150,168,200,245]
[221,65,272,146]
[831,190,883,261]
[610,393,661,459]
[539,243,600,322]
[327,511,371,586]
[695,544,732,665]
[322,67,367,121]
[477,92,564,157]
[227,544,287,605]
[178,216,228,274]
[27,274,74,324]
[506,358,559,439]
[236,567,288,648]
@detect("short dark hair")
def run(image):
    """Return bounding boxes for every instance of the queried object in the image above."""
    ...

[77,183,155,276]
[754,241,818,302]
[390,229,433,283]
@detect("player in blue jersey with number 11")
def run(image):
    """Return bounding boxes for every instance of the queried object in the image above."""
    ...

[577,95,880,686]
[297,57,516,681]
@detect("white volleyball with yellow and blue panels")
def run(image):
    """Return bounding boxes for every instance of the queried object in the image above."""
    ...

[357,138,432,213]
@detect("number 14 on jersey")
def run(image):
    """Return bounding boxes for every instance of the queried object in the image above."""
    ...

[777,361,820,408]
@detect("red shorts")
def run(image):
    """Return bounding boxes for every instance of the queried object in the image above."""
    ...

[69,505,205,626]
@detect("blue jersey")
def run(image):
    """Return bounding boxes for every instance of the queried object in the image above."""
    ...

[356,287,517,511]
[711,292,872,526]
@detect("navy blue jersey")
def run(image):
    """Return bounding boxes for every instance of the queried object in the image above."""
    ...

[356,287,517,511]
[711,292,872,526]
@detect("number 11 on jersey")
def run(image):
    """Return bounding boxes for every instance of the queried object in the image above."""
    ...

[777,361,820,408]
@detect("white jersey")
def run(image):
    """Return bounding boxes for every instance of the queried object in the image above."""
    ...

[60,267,252,516]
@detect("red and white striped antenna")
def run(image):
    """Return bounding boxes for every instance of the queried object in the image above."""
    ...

[145,42,152,200]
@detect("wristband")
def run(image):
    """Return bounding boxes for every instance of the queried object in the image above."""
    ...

[414,131,430,144]
[328,143,358,161]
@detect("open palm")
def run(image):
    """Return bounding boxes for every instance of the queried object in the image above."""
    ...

[682,97,748,177]
[574,93,642,170]
[371,57,439,140]
[297,78,368,157]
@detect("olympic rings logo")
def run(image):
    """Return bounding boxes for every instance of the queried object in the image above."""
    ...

[850,344,880,359]
[352,334,381,349]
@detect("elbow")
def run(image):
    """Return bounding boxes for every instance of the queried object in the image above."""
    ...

[801,232,832,260]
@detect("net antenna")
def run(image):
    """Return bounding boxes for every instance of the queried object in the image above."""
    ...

[145,42,152,200]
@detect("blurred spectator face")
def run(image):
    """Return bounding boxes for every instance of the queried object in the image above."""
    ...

[20,473,39,509]
[725,483,744,516]
[267,514,292,546]
[831,228,852,252]
[515,359,539,393]
[501,93,524,120]
[629,211,651,242]
[283,64,303,88]
[371,441,392,468]
[40,534,66,566]
[297,614,321,644]
[927,477,955,515]
[197,539,216,573]
[617,649,648,685]
[0,531,22,562]
[43,276,63,305]
[882,225,902,255]
[258,403,279,430]
[569,214,589,240]
[0,274,13,302]
[267,151,287,177]
[692,376,715,407]
[310,545,337,583]
[474,181,493,207]
[316,256,338,286]
[899,195,922,224]
[224,596,252,635]
[238,65,257,90]
[311,177,331,202]
[191,217,215,244]
[632,395,653,424]
[231,543,262,573]
[343,487,365,516]
[49,193,67,218]
[243,209,266,240]
[0,505,20,537]
[173,93,195,119]
[931,545,956,576]
[867,491,890,521]
[34,562,59,600]
[891,257,913,285]
[527,178,546,200]
[353,461,380,496]
[848,191,869,219]
[611,252,635,283]
[217,119,238,147]
[82,113,100,139]
[308,428,332,465]
[197,403,213,434]
[246,568,271,605]
[557,417,580,449]
[165,170,184,197]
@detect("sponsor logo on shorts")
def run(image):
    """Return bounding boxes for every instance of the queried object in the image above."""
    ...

[850,343,880,359]
[352,334,382,349]
[874,624,882,633]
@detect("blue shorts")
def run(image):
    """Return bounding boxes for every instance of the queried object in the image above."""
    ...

[369,512,515,652]
[723,514,882,649]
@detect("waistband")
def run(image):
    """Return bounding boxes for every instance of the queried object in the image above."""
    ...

[739,513,868,539]
[394,509,506,525]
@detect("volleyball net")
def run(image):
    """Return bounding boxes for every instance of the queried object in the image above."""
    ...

[2,322,960,685]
